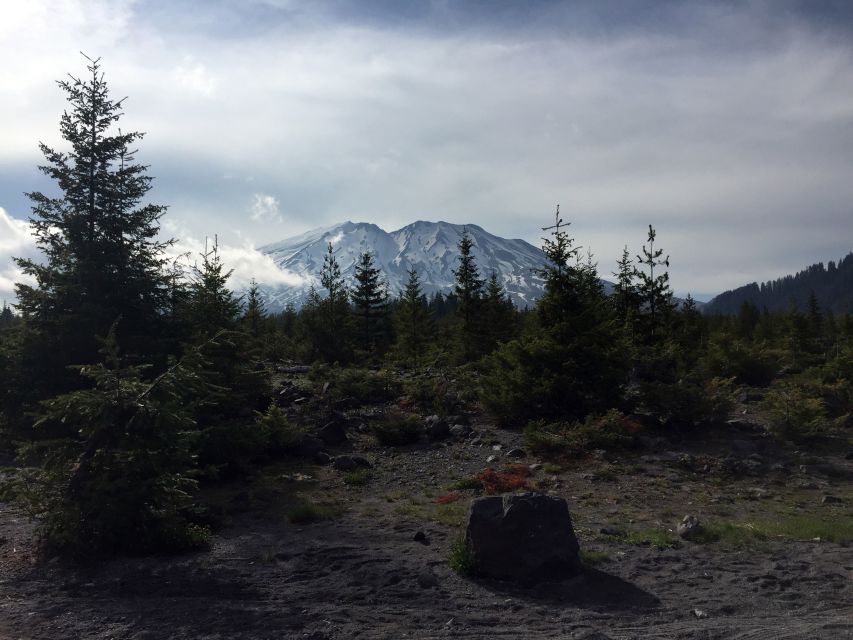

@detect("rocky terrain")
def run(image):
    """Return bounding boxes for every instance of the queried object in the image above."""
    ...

[1,376,851,639]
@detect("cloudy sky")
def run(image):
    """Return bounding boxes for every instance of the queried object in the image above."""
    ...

[2,0,852,302]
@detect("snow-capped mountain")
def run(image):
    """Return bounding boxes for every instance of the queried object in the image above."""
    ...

[256,221,548,311]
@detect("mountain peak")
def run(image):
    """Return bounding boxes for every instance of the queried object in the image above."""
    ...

[257,220,547,311]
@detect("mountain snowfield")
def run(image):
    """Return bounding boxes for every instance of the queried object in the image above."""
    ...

[256,220,548,311]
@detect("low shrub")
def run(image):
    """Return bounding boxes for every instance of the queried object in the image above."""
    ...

[255,402,306,454]
[523,409,639,459]
[475,463,531,494]
[313,366,401,405]
[343,468,373,486]
[762,383,830,443]
[286,500,339,524]
[369,412,421,446]
[448,536,477,576]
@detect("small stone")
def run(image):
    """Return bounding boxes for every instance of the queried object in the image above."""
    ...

[492,444,503,451]
[600,526,623,537]
[486,455,498,463]
[693,608,708,619]
[413,531,430,545]
[449,424,472,438]
[506,448,525,459]
[425,415,450,440]
[313,452,331,465]
[529,463,543,473]
[821,495,844,505]
[677,515,702,540]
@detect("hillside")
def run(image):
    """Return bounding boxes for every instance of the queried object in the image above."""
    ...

[257,221,548,310]
[704,253,853,315]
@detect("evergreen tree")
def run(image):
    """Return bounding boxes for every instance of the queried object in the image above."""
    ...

[185,241,269,476]
[242,278,267,355]
[394,268,433,364]
[482,207,627,425]
[19,322,206,555]
[482,272,516,350]
[350,252,388,354]
[634,225,674,341]
[313,243,351,362]
[452,229,485,360]
[612,246,641,339]
[187,238,242,338]
[243,279,265,333]
[0,302,14,330]
[14,55,172,404]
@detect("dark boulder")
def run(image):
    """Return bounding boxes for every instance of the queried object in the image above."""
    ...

[465,493,580,583]
[425,415,450,440]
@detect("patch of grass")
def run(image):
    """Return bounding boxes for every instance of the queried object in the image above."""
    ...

[394,503,427,520]
[592,466,618,482]
[343,468,373,486]
[286,500,340,524]
[600,526,679,549]
[691,515,853,547]
[763,515,853,543]
[689,521,764,548]
[579,549,611,566]
[449,476,483,492]
[448,536,477,576]
[542,462,563,474]
[433,502,466,527]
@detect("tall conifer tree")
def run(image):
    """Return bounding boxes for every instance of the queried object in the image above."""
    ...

[453,229,484,360]
[351,252,388,354]
[14,55,172,402]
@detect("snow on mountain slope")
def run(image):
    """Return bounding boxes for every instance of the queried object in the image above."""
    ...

[256,220,547,311]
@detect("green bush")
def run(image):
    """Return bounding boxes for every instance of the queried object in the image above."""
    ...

[639,375,736,428]
[369,412,421,446]
[448,536,477,576]
[312,366,401,405]
[481,331,627,428]
[762,383,830,443]
[255,402,306,454]
[702,338,781,386]
[523,409,639,459]
[16,330,204,556]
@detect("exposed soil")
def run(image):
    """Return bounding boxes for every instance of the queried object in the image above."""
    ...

[1,389,852,639]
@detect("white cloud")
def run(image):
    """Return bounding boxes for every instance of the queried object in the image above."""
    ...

[249,193,282,222]
[165,223,307,292]
[173,57,217,96]
[0,208,38,302]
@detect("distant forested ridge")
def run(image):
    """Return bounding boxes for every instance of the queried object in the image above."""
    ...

[704,253,853,315]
